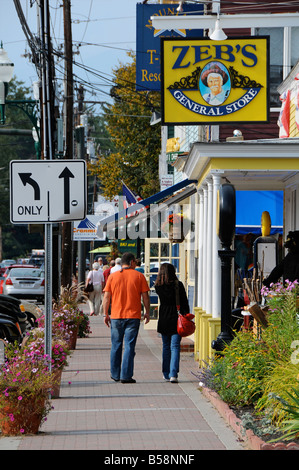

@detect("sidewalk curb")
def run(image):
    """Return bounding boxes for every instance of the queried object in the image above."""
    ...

[200,387,299,451]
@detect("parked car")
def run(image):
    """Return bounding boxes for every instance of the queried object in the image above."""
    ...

[0,259,16,276]
[0,315,23,344]
[0,264,37,294]
[2,266,45,302]
[0,295,39,344]
[28,256,44,267]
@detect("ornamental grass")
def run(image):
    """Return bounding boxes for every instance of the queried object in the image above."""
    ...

[201,279,299,438]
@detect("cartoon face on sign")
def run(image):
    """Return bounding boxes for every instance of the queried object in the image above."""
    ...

[161,37,269,125]
[200,62,231,105]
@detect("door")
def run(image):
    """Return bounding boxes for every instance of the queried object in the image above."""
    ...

[144,238,186,328]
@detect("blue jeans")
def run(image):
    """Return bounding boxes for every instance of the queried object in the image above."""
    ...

[110,318,140,381]
[161,333,181,379]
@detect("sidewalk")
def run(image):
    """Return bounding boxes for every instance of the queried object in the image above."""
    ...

[0,303,244,452]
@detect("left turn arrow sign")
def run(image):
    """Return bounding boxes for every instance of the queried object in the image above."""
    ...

[19,173,41,200]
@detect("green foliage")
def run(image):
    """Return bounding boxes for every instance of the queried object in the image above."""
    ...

[89,52,161,200]
[78,312,91,338]
[2,225,43,260]
[254,282,299,423]
[209,331,270,406]
[273,387,299,441]
[256,360,299,423]
[0,77,42,259]
[205,280,299,434]
[262,288,299,365]
[88,114,116,157]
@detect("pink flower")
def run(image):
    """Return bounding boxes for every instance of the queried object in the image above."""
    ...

[18,396,23,400]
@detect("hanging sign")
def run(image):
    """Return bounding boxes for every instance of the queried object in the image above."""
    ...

[136,3,203,91]
[161,36,269,125]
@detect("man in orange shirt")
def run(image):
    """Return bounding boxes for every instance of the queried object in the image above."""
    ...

[103,252,150,383]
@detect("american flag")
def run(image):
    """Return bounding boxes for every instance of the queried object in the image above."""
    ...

[278,90,290,138]
[122,182,142,217]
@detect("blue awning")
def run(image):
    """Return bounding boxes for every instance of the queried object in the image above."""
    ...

[236,190,283,235]
[98,186,283,236]
[98,178,197,229]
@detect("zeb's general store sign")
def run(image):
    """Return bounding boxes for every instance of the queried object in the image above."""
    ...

[161,37,269,125]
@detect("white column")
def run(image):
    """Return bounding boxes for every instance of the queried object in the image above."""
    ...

[202,185,208,311]
[212,172,222,318]
[206,179,213,315]
[197,190,204,308]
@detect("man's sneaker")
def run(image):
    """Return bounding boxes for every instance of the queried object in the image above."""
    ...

[170,377,178,383]
[120,378,136,384]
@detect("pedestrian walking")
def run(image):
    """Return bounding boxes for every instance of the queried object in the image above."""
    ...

[95,256,104,270]
[85,262,104,316]
[110,257,122,273]
[103,260,115,286]
[135,258,144,273]
[154,263,190,383]
[102,252,150,383]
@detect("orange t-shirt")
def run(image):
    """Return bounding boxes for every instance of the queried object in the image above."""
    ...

[103,268,150,319]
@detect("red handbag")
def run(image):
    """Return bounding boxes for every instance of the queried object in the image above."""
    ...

[175,281,195,337]
[177,312,195,337]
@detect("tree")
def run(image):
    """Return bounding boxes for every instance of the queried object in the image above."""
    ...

[88,114,115,157]
[88,52,161,201]
[0,78,43,260]
[0,78,36,223]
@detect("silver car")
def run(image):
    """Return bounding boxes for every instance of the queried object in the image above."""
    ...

[3,267,45,302]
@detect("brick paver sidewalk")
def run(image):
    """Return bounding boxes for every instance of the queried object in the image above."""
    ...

[0,304,244,452]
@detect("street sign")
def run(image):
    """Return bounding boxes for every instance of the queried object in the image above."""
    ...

[10,159,87,223]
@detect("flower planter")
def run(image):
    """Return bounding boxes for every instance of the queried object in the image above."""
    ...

[51,368,63,398]
[162,213,186,243]
[68,325,79,350]
[201,386,299,450]
[168,225,185,244]
[0,394,47,436]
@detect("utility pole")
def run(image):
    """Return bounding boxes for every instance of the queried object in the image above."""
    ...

[38,0,55,365]
[76,84,87,285]
[61,0,73,289]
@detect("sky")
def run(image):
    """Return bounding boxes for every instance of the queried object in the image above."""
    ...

[1,0,138,106]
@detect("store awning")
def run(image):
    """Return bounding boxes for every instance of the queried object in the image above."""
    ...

[97,178,197,233]
[236,190,283,235]
[89,246,110,254]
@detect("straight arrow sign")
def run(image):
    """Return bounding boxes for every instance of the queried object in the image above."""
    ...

[59,167,75,214]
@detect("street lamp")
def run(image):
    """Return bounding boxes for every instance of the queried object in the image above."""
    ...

[211,184,236,353]
[0,42,14,124]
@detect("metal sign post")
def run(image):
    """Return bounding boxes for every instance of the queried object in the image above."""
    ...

[44,223,52,369]
[9,159,86,371]
[0,339,5,366]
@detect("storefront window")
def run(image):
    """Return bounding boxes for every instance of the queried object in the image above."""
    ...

[256,27,283,107]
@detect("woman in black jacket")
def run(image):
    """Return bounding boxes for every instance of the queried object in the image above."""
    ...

[154,263,189,383]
